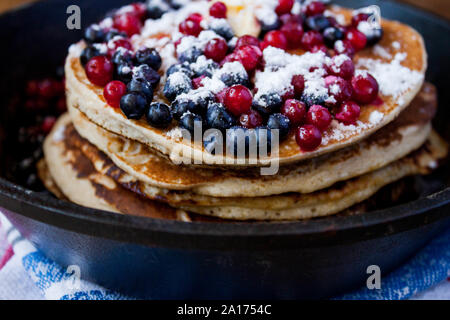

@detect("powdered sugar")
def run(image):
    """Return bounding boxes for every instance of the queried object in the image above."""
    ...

[254,47,330,100]
[392,41,401,50]
[357,53,424,104]
[373,45,392,59]
[328,54,351,73]
[322,119,372,145]
[176,30,223,56]
[369,110,384,124]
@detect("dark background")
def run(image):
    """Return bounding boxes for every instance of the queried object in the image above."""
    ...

[2,0,450,19]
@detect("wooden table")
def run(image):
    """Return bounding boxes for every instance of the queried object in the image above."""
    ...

[0,0,449,19]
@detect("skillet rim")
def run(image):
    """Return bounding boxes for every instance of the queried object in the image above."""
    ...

[0,0,449,249]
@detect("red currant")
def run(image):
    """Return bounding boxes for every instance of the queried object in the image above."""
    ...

[335,101,361,125]
[311,44,328,54]
[85,56,113,87]
[179,17,203,36]
[205,38,228,62]
[235,45,262,72]
[334,40,355,58]
[276,0,295,16]
[224,85,253,116]
[281,87,295,101]
[325,76,353,104]
[26,80,39,96]
[282,99,306,126]
[192,75,206,89]
[295,124,322,151]
[281,22,304,48]
[113,13,142,37]
[291,75,305,97]
[236,35,260,48]
[239,109,263,128]
[263,31,288,50]
[210,2,227,19]
[351,13,370,27]
[187,13,203,24]
[301,30,323,51]
[327,54,355,80]
[103,80,127,108]
[306,105,332,131]
[351,72,379,104]
[38,79,63,99]
[304,1,326,17]
[215,87,228,104]
[280,13,302,25]
[108,38,133,54]
[41,116,56,134]
[130,3,148,21]
[346,28,367,51]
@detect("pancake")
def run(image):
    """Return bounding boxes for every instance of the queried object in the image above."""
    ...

[39,131,417,223]
[68,83,436,197]
[36,159,67,200]
[42,122,180,220]
[177,131,447,220]
[47,114,447,221]
[65,2,426,168]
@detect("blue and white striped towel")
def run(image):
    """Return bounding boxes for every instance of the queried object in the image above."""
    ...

[0,212,448,300]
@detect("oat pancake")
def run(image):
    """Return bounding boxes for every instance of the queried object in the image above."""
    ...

[46,114,447,221]
[177,132,447,220]
[39,131,416,223]
[68,83,436,197]
[43,124,180,220]
[65,4,426,167]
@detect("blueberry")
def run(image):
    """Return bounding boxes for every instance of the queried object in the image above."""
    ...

[134,47,162,71]
[112,49,134,65]
[209,20,235,40]
[120,92,148,120]
[259,18,281,36]
[305,15,331,31]
[105,29,127,42]
[203,129,223,155]
[267,113,290,140]
[84,26,105,44]
[301,92,328,107]
[255,126,273,154]
[171,99,198,120]
[168,0,184,10]
[178,47,203,64]
[115,63,134,83]
[179,113,203,135]
[220,70,249,87]
[80,46,101,66]
[252,93,283,117]
[194,90,215,114]
[146,102,173,128]
[323,27,344,48]
[147,0,170,19]
[127,78,154,101]
[133,65,161,87]
[206,103,235,131]
[163,72,192,101]
[191,57,219,77]
[167,63,195,78]
[365,28,383,46]
[226,126,251,157]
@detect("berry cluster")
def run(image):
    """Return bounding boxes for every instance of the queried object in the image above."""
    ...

[80,3,177,128]
[78,1,384,154]
[13,76,66,189]
[161,1,382,152]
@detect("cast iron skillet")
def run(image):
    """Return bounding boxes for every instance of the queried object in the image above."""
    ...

[0,0,449,299]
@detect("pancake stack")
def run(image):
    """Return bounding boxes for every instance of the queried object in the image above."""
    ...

[40,1,448,221]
